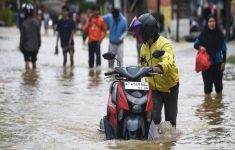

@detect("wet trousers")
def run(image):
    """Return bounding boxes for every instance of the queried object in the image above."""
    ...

[22,51,38,63]
[88,41,101,68]
[108,43,123,67]
[152,83,179,127]
[202,63,223,94]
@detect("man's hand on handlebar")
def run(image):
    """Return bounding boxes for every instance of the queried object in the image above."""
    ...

[152,66,163,74]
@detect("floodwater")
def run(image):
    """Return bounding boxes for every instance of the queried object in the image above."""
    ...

[0,27,235,150]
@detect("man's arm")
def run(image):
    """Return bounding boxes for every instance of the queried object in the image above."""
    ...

[119,19,128,41]
[221,40,227,63]
[100,18,107,41]
[68,21,76,47]
[55,32,60,55]
[20,25,25,51]
[102,14,110,30]
[153,43,174,74]
[68,30,75,47]
[37,23,41,48]
[83,18,89,32]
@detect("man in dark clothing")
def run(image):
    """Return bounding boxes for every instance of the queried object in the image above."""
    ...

[55,5,76,66]
[20,3,41,70]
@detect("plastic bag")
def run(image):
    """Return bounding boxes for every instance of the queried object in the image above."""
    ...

[195,50,211,73]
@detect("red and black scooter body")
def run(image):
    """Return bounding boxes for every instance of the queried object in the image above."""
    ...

[101,66,154,140]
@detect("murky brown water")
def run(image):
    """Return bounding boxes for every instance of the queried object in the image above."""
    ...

[0,27,235,149]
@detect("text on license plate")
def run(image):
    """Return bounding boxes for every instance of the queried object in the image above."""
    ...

[124,82,149,90]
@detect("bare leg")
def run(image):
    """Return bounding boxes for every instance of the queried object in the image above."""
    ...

[25,61,30,70]
[32,62,36,69]
[205,93,212,100]
[69,50,74,67]
[63,52,67,66]
[215,92,222,99]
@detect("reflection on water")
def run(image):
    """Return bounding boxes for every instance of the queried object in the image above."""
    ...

[20,70,40,100]
[22,70,39,86]
[88,69,102,89]
[224,65,235,80]
[1,27,235,149]
[195,96,225,126]
[193,95,235,148]
[105,122,180,150]
[108,122,180,149]
[62,66,74,79]
[111,140,176,150]
[57,67,75,95]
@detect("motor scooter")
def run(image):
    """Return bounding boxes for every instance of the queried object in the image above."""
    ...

[100,50,165,140]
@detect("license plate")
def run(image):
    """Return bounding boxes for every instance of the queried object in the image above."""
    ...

[124,82,149,90]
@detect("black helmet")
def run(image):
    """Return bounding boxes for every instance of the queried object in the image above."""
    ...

[22,3,34,17]
[129,13,159,43]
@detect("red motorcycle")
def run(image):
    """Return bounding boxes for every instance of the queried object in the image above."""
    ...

[100,51,164,140]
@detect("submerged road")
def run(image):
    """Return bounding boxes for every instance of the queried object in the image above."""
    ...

[0,27,235,149]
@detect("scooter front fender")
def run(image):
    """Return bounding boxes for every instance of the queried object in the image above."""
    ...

[123,115,145,135]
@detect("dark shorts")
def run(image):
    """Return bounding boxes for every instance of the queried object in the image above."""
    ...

[62,46,74,54]
[22,51,38,63]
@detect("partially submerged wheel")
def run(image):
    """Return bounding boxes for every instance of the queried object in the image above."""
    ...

[124,129,143,140]
[128,131,137,139]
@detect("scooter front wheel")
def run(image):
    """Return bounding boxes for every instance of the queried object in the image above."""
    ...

[124,129,143,140]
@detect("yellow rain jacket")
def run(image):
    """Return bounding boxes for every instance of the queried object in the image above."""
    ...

[140,36,179,92]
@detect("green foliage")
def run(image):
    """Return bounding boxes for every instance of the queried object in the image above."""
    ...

[78,2,95,12]
[0,8,14,26]
[142,0,147,12]
[227,55,235,64]
[22,0,33,3]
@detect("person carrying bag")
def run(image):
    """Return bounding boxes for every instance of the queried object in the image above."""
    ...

[194,15,227,98]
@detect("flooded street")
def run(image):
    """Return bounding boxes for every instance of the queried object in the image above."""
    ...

[0,27,235,149]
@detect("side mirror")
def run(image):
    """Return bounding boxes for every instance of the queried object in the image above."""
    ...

[152,50,165,59]
[102,52,115,60]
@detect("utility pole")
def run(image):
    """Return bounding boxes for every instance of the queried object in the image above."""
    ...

[176,0,180,42]
[0,0,5,11]
[157,0,160,14]
[123,0,127,19]
[226,0,231,40]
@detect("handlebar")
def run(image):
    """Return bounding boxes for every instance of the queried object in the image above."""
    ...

[104,71,116,76]
[147,72,163,76]
[104,67,163,78]
[104,71,162,77]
